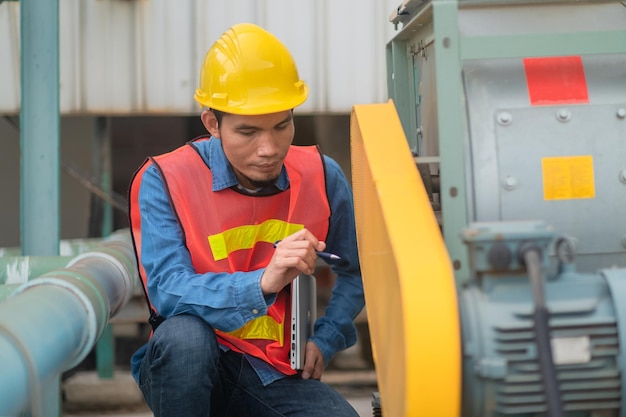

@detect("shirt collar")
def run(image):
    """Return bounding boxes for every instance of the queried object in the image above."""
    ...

[206,136,290,193]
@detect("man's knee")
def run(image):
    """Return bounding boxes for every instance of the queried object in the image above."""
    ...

[149,314,219,365]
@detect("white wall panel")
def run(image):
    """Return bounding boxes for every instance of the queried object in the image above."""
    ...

[0,5,20,114]
[139,0,197,113]
[59,0,82,113]
[0,0,399,115]
[323,0,391,112]
[83,0,137,112]
[263,1,320,113]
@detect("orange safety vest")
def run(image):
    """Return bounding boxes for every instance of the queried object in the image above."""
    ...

[129,137,330,375]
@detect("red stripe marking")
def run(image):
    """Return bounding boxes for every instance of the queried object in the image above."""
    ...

[523,56,589,106]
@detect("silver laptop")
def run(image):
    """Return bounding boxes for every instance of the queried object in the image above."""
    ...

[290,274,317,370]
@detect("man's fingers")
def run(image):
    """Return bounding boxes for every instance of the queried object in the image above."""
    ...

[262,229,323,294]
[274,246,317,274]
[301,342,325,380]
[279,228,323,252]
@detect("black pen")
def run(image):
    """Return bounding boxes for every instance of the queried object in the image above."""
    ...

[314,251,346,266]
[273,241,347,266]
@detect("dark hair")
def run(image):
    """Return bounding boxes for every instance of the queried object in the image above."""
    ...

[211,108,294,126]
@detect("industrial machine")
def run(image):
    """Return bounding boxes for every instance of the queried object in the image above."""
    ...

[350,0,626,416]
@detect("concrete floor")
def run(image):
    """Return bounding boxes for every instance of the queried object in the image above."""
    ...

[60,327,378,416]
[64,398,373,417]
[62,369,378,417]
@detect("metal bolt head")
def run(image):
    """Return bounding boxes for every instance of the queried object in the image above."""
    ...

[556,109,571,122]
[617,108,626,119]
[502,175,518,190]
[497,112,512,126]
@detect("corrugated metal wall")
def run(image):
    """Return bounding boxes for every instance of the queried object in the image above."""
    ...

[0,0,399,115]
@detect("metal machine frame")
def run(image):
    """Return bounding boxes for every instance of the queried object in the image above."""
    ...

[386,0,626,284]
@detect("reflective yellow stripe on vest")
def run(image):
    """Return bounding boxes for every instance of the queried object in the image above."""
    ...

[226,315,285,345]
[208,219,304,261]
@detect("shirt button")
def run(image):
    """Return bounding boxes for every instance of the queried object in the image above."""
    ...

[252,308,259,315]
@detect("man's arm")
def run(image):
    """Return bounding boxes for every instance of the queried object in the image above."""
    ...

[308,156,366,367]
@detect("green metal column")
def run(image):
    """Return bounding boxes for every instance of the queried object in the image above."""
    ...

[20,0,60,256]
[387,39,418,153]
[92,117,116,379]
[432,0,470,282]
[90,117,113,238]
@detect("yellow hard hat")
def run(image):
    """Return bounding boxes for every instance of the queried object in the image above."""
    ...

[194,23,309,115]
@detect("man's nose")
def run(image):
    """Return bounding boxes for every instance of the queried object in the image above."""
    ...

[256,132,279,156]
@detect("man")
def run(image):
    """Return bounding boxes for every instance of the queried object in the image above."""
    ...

[128,23,365,416]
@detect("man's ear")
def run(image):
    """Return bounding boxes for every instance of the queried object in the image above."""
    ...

[201,110,220,138]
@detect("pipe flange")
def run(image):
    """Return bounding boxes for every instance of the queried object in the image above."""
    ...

[67,250,133,316]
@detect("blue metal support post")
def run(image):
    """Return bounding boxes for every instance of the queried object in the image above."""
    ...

[20,0,60,256]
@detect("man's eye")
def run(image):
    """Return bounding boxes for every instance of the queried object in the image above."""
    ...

[239,130,256,136]
[275,124,288,131]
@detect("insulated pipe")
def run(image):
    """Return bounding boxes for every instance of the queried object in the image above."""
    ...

[0,284,20,302]
[0,237,137,416]
[0,256,72,286]
[0,229,131,257]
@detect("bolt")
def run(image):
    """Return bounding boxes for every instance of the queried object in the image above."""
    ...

[620,169,626,184]
[502,176,518,190]
[556,109,571,122]
[497,112,512,126]
[617,108,626,119]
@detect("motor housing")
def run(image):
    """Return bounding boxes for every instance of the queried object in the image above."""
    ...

[461,221,625,416]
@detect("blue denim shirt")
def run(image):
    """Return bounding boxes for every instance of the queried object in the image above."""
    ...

[131,137,365,385]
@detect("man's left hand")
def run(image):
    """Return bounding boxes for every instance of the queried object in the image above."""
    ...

[301,341,325,380]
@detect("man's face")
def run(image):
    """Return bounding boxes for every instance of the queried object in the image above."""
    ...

[203,110,295,190]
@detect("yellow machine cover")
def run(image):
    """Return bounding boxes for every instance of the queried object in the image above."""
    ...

[350,100,461,417]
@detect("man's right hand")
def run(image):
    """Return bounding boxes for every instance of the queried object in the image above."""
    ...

[260,229,325,295]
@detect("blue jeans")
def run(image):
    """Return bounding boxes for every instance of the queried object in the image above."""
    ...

[138,314,360,417]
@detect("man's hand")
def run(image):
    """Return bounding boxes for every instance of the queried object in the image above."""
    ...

[260,229,325,295]
[301,341,325,380]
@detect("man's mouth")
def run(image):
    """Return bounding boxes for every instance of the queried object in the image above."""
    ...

[255,163,278,172]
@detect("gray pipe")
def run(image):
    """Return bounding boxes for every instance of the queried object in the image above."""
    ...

[0,236,138,416]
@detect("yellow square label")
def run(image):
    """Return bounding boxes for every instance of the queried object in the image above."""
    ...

[542,155,595,200]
